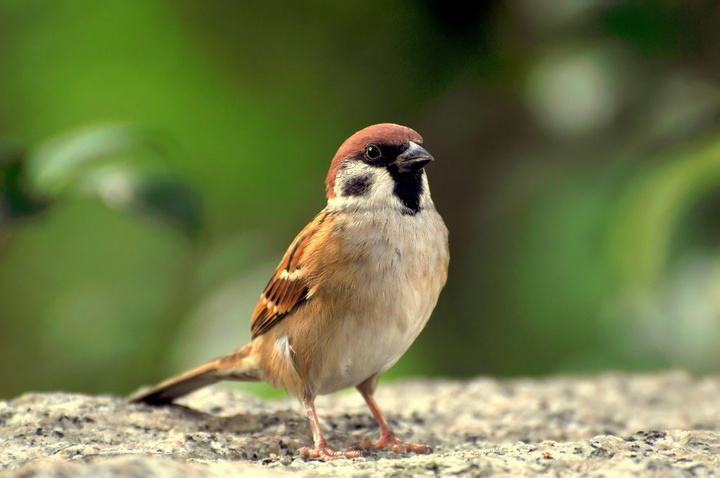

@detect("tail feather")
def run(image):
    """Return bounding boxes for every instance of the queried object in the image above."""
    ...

[129,343,259,405]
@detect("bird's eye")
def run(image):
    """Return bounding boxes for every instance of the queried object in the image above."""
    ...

[364,144,381,161]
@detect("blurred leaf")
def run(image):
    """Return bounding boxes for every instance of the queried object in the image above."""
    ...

[26,124,163,197]
[608,133,720,286]
[25,124,203,238]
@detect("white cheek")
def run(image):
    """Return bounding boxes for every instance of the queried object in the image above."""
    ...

[332,162,398,209]
[333,162,370,197]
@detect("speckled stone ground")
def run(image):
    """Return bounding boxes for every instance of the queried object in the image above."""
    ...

[1,371,719,477]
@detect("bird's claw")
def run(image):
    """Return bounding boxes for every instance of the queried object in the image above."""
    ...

[298,445,364,461]
[361,432,432,454]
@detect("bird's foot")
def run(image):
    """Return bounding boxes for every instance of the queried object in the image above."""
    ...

[362,431,432,454]
[298,445,364,461]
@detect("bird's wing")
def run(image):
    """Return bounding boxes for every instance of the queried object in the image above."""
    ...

[250,209,332,338]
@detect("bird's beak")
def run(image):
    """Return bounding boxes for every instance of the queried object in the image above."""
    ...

[395,141,434,172]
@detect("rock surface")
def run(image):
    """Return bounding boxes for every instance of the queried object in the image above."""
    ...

[1,371,719,477]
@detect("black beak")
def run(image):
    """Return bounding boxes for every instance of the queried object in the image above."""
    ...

[395,141,434,172]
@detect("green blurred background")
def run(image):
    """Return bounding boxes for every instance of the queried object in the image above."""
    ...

[2,0,720,399]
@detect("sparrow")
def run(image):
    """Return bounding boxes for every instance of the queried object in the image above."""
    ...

[130,123,449,460]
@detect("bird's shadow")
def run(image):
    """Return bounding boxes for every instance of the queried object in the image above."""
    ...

[139,402,405,461]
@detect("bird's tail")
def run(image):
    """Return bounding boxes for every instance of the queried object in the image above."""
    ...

[129,343,260,405]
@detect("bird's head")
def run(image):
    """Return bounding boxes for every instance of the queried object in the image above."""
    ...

[325,123,434,213]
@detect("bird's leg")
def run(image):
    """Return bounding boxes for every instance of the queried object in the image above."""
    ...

[297,399,363,460]
[356,376,432,454]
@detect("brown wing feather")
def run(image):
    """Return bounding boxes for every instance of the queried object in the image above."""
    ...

[250,210,330,338]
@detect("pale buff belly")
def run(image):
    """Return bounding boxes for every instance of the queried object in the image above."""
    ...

[314,208,449,395]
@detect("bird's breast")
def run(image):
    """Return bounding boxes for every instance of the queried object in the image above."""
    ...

[313,206,449,394]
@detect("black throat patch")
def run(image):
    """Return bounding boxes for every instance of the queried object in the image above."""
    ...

[388,166,424,215]
[342,174,373,197]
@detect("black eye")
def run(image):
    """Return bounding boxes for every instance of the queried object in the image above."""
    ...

[364,144,381,161]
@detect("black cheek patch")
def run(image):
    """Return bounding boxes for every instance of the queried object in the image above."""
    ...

[342,174,373,197]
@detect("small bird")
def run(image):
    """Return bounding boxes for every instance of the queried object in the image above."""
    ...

[130,123,449,460]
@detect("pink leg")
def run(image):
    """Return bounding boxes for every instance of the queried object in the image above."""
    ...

[297,399,363,460]
[356,376,432,454]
